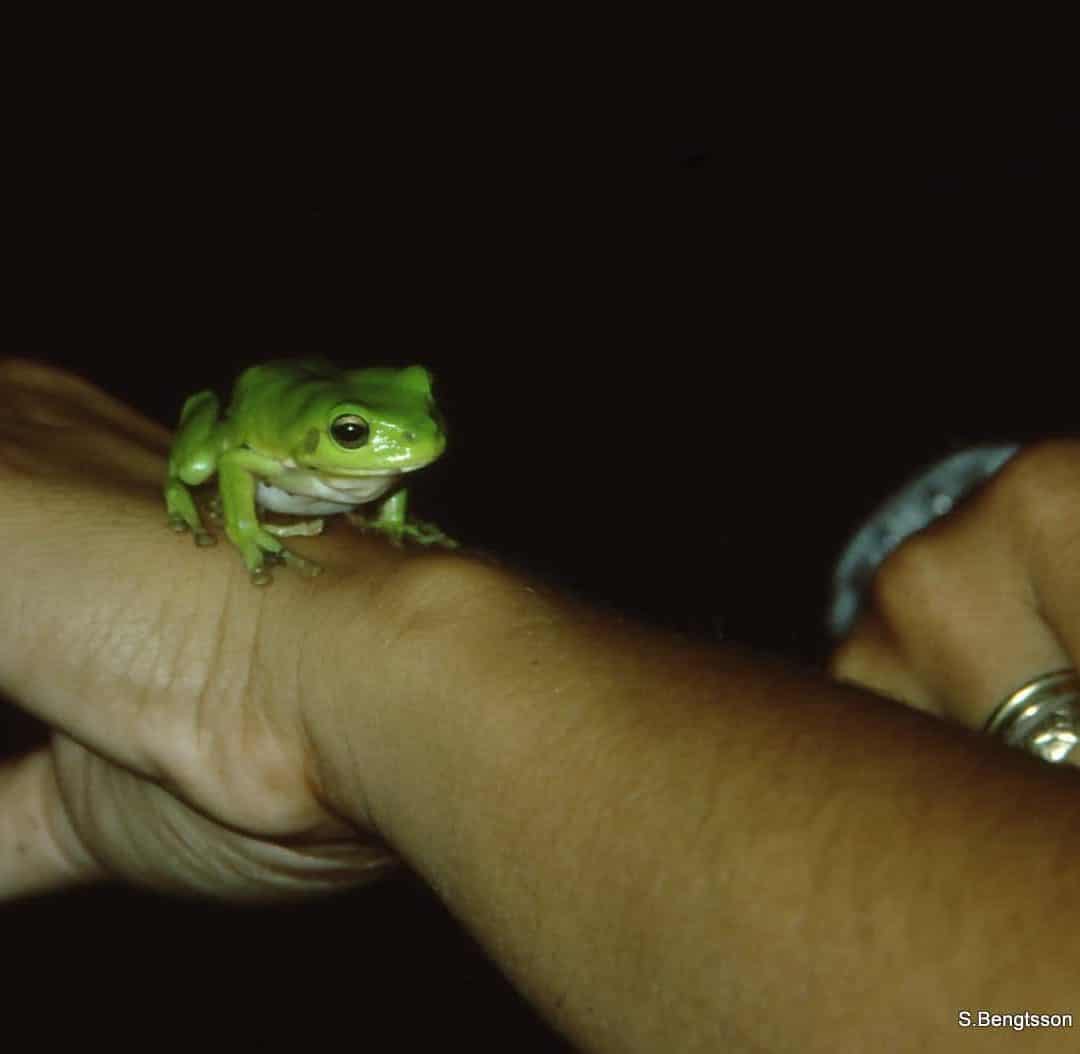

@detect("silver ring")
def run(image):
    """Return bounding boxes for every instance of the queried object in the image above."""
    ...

[984,669,1080,765]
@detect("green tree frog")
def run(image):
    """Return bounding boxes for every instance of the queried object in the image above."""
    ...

[165,359,456,584]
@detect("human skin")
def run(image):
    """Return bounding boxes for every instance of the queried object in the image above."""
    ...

[1,360,1078,1052]
[829,439,1080,750]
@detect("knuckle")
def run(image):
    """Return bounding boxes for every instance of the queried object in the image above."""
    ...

[989,438,1080,507]
[987,439,1080,535]
[867,528,944,621]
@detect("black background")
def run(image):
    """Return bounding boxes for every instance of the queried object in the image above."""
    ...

[2,32,1077,1049]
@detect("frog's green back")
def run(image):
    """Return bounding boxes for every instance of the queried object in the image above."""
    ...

[228,359,432,416]
[228,358,341,407]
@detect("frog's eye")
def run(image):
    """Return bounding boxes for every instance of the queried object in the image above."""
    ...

[330,414,370,449]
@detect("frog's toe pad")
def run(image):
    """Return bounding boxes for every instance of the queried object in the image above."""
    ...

[281,550,322,577]
[405,521,459,548]
[194,531,216,547]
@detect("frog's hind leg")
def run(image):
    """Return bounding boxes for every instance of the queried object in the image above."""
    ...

[165,481,217,547]
[165,390,222,547]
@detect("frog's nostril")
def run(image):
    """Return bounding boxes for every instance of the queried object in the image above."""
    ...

[404,431,417,441]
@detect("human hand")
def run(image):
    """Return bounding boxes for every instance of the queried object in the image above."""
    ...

[0,360,414,901]
[829,441,1080,738]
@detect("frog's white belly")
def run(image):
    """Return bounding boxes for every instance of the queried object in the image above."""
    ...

[256,471,399,515]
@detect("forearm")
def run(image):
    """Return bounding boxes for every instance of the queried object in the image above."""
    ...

[310,558,1080,1053]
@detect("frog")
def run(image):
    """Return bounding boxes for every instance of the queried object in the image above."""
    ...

[165,358,456,584]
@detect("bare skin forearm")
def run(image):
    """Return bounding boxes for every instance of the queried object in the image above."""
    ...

[309,559,1080,1053]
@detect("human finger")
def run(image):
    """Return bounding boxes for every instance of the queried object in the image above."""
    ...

[829,612,943,717]
[1010,441,1080,674]
[0,358,170,487]
[0,358,171,449]
[0,747,105,900]
[829,445,1078,731]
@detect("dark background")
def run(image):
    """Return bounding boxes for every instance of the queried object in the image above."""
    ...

[2,38,1076,1049]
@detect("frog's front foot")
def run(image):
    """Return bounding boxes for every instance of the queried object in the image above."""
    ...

[288,549,322,576]
[227,523,322,586]
[247,553,323,586]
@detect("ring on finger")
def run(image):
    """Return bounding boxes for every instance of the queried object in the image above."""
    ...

[984,669,1080,766]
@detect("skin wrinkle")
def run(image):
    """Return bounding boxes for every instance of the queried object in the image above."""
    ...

[29,749,95,887]
[201,588,300,836]
[307,575,404,841]
[245,629,287,782]
[292,592,369,843]
[50,736,112,885]
[291,591,375,846]
[295,625,336,827]
[124,596,185,785]
[125,764,258,898]
[22,583,152,781]
[243,655,321,835]
[209,819,311,891]
[130,574,266,838]
[150,783,223,895]
[178,573,235,813]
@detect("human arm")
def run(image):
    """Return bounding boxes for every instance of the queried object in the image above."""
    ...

[306,552,1080,1053]
[2,361,1078,1052]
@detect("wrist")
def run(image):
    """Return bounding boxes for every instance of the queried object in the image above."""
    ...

[302,551,529,838]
